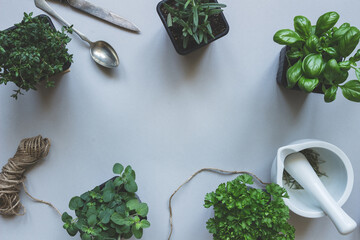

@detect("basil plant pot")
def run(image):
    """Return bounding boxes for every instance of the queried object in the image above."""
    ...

[156,0,229,55]
[273,11,360,103]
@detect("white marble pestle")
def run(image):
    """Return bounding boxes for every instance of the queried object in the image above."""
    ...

[284,152,357,235]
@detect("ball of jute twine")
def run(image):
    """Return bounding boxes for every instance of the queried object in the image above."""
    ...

[0,135,60,216]
[168,168,270,240]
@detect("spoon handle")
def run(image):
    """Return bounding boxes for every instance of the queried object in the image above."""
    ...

[34,0,93,45]
[285,152,357,235]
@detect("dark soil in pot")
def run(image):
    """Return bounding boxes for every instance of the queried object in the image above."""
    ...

[157,0,229,55]
[277,46,322,94]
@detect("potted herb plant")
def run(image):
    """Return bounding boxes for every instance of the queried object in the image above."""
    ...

[157,0,229,55]
[62,163,150,240]
[204,174,295,240]
[274,11,360,102]
[0,12,73,99]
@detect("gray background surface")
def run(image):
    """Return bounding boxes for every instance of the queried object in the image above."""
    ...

[0,0,359,239]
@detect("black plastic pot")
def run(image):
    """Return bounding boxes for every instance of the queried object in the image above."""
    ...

[156,0,230,55]
[3,14,71,71]
[276,46,322,94]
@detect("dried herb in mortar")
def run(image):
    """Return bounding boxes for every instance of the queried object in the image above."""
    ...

[283,149,327,189]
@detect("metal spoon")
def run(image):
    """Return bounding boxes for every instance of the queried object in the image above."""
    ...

[35,0,119,68]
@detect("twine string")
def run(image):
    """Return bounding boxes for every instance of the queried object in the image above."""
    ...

[168,167,270,240]
[0,135,60,216]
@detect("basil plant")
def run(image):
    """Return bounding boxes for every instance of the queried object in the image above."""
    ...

[274,11,360,102]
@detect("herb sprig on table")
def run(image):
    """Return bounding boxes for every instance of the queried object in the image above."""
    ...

[0,12,73,99]
[62,163,150,240]
[204,174,295,240]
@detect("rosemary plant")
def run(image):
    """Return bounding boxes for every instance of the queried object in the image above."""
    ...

[164,0,226,49]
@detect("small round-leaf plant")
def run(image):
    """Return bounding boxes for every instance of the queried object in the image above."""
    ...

[0,12,73,99]
[62,163,150,240]
[274,11,360,102]
[204,174,295,240]
[164,0,226,49]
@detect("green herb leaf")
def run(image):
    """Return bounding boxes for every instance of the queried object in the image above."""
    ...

[132,225,143,239]
[69,196,84,210]
[65,224,78,236]
[136,203,149,217]
[302,53,324,78]
[286,60,303,88]
[332,22,350,42]
[125,177,138,193]
[294,15,311,38]
[355,68,360,81]
[273,29,303,46]
[61,212,73,223]
[324,85,338,102]
[193,6,198,27]
[126,199,140,210]
[315,11,339,36]
[111,212,126,225]
[352,49,360,62]
[113,163,124,175]
[114,177,124,187]
[323,47,339,59]
[305,35,320,53]
[298,76,319,93]
[103,189,115,203]
[87,214,97,226]
[140,220,151,229]
[339,61,351,71]
[339,26,360,57]
[341,80,360,102]
[167,13,172,27]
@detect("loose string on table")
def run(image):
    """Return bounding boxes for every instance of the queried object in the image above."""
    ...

[0,135,61,216]
[168,167,270,240]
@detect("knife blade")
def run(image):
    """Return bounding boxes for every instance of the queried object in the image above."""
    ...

[66,0,140,32]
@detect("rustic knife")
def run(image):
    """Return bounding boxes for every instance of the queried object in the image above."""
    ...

[66,0,140,32]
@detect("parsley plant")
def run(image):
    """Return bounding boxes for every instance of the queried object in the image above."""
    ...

[204,174,295,240]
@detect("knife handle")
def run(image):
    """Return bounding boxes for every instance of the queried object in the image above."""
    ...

[34,0,93,45]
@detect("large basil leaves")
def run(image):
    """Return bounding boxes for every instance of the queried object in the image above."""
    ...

[294,16,311,38]
[302,54,324,78]
[286,60,302,88]
[332,23,351,42]
[323,59,348,84]
[315,12,339,36]
[298,76,319,93]
[340,80,360,102]
[339,26,360,57]
[273,29,303,46]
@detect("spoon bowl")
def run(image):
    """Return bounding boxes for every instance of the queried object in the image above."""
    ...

[90,41,119,68]
[35,0,119,68]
